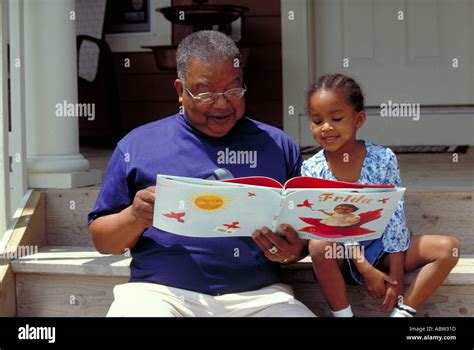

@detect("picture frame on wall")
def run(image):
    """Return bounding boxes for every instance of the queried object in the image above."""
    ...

[104,0,171,53]
[106,0,151,33]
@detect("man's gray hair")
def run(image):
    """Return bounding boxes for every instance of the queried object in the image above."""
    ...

[176,30,242,82]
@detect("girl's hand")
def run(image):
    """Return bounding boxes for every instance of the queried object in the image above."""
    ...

[362,267,398,300]
[380,276,404,313]
[343,216,359,224]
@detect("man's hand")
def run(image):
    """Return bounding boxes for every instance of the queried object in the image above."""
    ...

[90,185,156,255]
[130,186,156,229]
[252,224,308,264]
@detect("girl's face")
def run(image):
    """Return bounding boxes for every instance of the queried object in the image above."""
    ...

[335,205,356,214]
[309,89,365,152]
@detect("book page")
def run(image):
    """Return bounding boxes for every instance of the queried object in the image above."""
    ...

[284,176,395,189]
[153,175,282,238]
[275,188,405,242]
[222,176,284,189]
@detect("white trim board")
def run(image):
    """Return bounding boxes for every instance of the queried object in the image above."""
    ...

[0,0,11,239]
[0,189,33,255]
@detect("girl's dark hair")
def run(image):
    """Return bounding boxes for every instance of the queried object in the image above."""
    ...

[335,204,359,211]
[308,74,365,112]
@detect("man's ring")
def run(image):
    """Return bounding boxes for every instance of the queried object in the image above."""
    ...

[269,246,278,254]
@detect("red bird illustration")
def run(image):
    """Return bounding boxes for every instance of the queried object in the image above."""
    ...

[297,199,314,211]
[162,211,185,223]
[248,192,256,197]
[223,221,240,229]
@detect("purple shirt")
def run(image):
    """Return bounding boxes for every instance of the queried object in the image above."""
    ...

[88,113,302,295]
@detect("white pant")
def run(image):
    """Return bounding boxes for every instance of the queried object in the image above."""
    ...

[107,282,316,317]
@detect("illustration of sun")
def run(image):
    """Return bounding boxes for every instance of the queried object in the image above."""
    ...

[191,193,230,213]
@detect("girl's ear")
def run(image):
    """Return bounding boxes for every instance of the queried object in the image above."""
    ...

[174,79,184,103]
[355,111,366,129]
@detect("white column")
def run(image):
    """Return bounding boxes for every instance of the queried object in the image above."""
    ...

[24,0,100,188]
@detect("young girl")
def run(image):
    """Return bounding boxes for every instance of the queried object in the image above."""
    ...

[319,204,360,227]
[302,74,460,317]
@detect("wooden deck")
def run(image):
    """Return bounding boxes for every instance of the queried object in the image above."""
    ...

[11,247,474,317]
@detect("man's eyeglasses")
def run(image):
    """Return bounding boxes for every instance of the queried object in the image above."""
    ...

[184,85,247,104]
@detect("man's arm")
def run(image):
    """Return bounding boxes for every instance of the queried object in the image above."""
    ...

[90,186,155,255]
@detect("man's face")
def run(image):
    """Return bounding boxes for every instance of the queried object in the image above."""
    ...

[174,58,245,138]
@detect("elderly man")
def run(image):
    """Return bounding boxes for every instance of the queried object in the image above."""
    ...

[88,30,315,317]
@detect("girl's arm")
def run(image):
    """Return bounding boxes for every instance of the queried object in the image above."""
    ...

[318,209,333,216]
[347,246,397,300]
[378,149,409,311]
[380,252,405,312]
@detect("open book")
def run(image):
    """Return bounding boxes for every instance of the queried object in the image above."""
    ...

[153,174,405,242]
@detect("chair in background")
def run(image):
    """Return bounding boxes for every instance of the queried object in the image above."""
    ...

[76,0,122,145]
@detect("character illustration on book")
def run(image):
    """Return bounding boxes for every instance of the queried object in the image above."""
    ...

[319,204,360,227]
[298,207,384,239]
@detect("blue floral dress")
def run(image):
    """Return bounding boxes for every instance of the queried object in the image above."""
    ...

[302,140,410,284]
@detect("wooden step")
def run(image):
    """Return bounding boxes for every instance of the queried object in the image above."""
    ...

[404,192,473,252]
[11,246,130,277]
[11,246,474,317]
[43,187,99,247]
[12,246,128,317]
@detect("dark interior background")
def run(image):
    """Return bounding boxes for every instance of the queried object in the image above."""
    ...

[79,0,282,145]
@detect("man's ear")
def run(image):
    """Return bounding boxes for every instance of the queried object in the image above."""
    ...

[355,111,366,129]
[174,79,184,104]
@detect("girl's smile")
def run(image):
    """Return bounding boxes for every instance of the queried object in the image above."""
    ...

[309,89,365,153]
[321,135,339,144]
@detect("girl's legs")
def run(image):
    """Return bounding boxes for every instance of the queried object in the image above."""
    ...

[402,235,460,309]
[378,234,460,310]
[309,241,348,312]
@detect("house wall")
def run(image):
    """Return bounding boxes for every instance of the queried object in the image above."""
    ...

[110,0,283,135]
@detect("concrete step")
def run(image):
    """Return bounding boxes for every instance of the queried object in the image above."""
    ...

[11,246,474,317]
[44,188,474,253]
